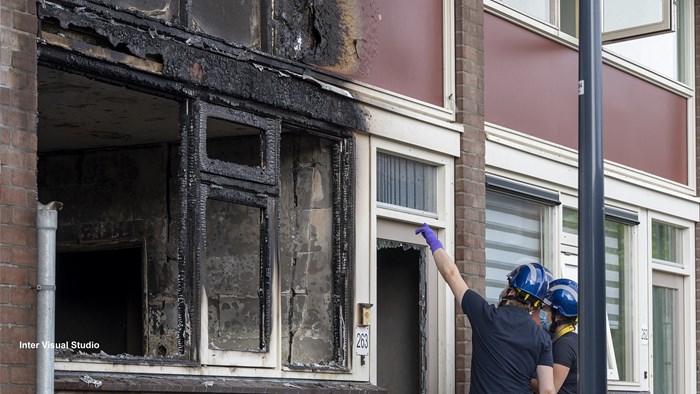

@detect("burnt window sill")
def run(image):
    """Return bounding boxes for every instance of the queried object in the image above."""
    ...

[55,372,387,393]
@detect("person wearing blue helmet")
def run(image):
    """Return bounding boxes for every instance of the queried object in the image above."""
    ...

[531,278,579,394]
[416,223,555,394]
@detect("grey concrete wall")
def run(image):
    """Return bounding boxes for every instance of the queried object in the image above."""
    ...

[280,133,335,367]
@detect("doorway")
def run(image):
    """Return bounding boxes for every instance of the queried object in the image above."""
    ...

[376,242,425,394]
[55,246,144,355]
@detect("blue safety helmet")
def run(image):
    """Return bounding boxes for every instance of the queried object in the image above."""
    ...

[544,267,554,284]
[506,262,549,305]
[544,278,579,317]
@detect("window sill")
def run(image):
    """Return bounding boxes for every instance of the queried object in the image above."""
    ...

[55,371,387,393]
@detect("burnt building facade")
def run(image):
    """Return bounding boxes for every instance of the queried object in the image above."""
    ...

[2,0,477,393]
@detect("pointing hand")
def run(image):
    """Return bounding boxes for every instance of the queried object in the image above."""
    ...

[415,223,443,253]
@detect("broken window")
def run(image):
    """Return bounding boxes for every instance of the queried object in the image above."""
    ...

[38,65,354,369]
[37,66,184,359]
[280,132,338,367]
[193,100,353,369]
[196,102,279,186]
[206,117,262,168]
[200,190,275,362]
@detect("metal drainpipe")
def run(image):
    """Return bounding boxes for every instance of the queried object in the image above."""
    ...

[36,201,62,394]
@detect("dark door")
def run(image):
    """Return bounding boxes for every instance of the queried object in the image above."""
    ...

[377,245,423,394]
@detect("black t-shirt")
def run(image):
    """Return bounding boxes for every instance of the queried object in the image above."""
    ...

[553,331,578,394]
[462,289,553,394]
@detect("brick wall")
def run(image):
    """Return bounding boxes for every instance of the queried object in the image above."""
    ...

[454,0,485,392]
[0,0,39,393]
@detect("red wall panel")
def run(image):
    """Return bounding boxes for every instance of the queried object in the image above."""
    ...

[484,14,687,184]
[331,0,444,106]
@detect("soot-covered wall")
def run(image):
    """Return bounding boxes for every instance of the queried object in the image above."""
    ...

[38,133,340,364]
[38,145,183,357]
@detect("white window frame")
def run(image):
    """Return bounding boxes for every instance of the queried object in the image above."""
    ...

[650,218,687,270]
[489,0,674,42]
[601,0,674,44]
[484,0,694,92]
[308,0,456,124]
[370,136,456,394]
[650,271,685,393]
[558,198,643,386]
[648,213,695,393]
[484,175,560,303]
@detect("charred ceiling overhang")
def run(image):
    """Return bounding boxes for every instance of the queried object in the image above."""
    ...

[37,0,368,134]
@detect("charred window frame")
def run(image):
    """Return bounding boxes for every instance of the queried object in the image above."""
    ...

[279,128,354,370]
[196,184,277,366]
[195,101,280,186]
[186,99,280,367]
[186,99,354,369]
[88,0,273,51]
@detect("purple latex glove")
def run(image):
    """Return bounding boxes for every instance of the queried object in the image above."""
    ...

[415,223,443,253]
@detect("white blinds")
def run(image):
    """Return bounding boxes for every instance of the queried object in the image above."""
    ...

[485,190,545,304]
[377,153,437,214]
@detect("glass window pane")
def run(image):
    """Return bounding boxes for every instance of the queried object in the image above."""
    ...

[203,199,262,352]
[605,220,633,381]
[563,206,578,235]
[604,0,686,83]
[497,0,555,24]
[603,0,668,32]
[377,153,437,213]
[280,132,336,366]
[653,285,679,393]
[652,221,681,264]
[559,0,578,37]
[485,190,545,304]
[561,208,636,381]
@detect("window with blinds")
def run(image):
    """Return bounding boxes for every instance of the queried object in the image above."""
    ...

[485,190,547,304]
[562,206,636,381]
[377,153,437,214]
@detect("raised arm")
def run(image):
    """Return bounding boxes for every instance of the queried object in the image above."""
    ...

[415,224,468,304]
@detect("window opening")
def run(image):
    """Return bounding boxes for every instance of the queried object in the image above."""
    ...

[55,246,144,355]
[206,117,262,167]
[38,66,184,359]
[280,131,347,368]
[196,101,280,186]
[202,199,265,352]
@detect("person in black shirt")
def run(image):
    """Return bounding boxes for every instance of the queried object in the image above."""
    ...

[533,278,579,393]
[416,223,555,394]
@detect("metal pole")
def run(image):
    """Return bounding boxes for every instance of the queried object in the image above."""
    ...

[36,201,62,394]
[578,0,607,392]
